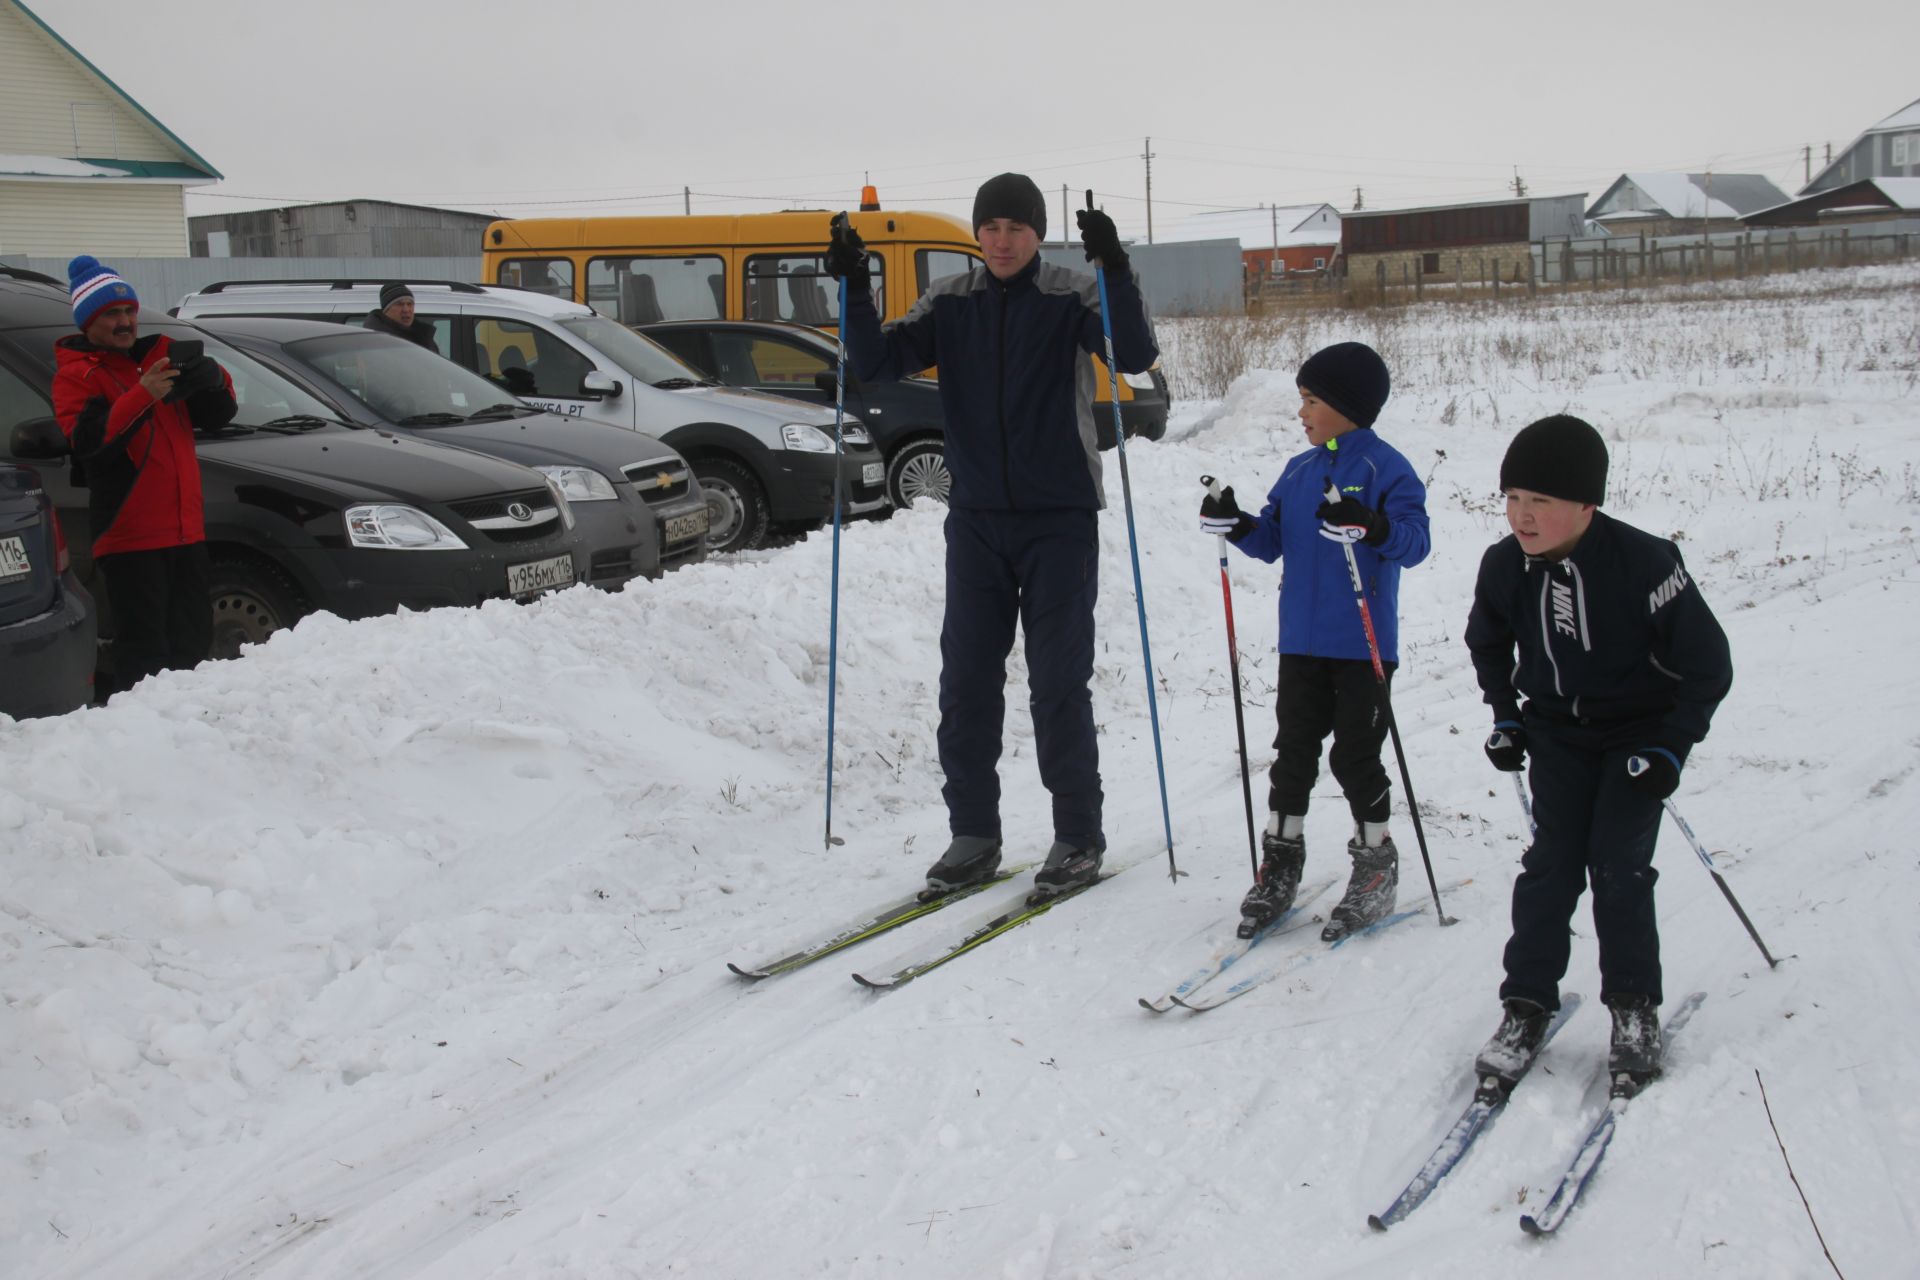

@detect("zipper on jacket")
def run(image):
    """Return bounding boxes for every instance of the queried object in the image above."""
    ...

[996,278,1014,509]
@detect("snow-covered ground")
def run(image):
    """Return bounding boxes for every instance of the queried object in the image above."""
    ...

[5,264,1918,1279]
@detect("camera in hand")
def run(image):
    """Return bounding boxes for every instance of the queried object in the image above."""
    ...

[162,338,216,401]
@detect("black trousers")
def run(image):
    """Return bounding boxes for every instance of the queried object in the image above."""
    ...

[97,543,211,694]
[1500,714,1666,1011]
[1269,654,1394,825]
[938,507,1103,850]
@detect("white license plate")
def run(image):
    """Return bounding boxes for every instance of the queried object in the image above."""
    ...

[862,463,884,486]
[507,553,575,596]
[0,535,28,581]
[664,510,709,543]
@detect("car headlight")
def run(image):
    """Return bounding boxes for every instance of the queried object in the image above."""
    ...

[1120,370,1159,391]
[542,475,577,531]
[345,504,467,550]
[780,422,836,453]
[535,465,618,502]
[839,424,872,447]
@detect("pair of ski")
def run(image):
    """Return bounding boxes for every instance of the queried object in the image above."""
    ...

[1369,991,1706,1236]
[729,856,1137,990]
[1138,877,1471,1014]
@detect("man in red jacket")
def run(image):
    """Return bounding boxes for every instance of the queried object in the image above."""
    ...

[53,255,235,693]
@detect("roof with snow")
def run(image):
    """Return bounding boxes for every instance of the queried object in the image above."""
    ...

[1740,176,1920,226]
[1801,95,1920,194]
[1588,172,1789,221]
[1155,204,1341,250]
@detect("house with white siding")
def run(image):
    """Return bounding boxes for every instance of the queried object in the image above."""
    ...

[0,0,220,258]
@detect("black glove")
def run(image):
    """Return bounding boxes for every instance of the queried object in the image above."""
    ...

[165,355,224,402]
[823,214,870,291]
[1484,721,1527,772]
[1316,494,1389,547]
[1627,749,1682,799]
[1199,485,1253,540]
[1076,206,1128,271]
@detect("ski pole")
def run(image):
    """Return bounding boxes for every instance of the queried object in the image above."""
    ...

[1088,190,1178,883]
[1630,760,1779,968]
[1201,474,1261,883]
[1513,772,1535,837]
[1321,480,1453,926]
[822,248,850,851]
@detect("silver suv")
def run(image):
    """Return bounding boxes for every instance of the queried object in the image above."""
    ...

[175,280,889,552]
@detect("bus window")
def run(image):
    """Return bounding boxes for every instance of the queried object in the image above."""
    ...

[915,249,980,297]
[588,256,724,323]
[497,258,574,299]
[743,253,883,329]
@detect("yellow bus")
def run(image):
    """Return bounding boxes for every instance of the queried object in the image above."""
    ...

[481,190,1167,441]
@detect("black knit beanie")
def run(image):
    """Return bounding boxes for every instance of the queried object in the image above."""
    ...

[380,282,414,309]
[1500,415,1609,506]
[972,173,1047,240]
[1297,342,1390,430]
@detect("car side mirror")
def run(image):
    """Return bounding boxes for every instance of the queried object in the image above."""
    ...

[582,370,622,399]
[9,416,70,460]
[813,370,860,398]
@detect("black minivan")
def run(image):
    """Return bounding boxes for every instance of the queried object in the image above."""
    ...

[0,267,601,664]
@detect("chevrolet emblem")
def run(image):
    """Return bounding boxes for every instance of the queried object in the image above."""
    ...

[655,472,673,490]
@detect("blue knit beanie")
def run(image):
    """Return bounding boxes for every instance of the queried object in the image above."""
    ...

[68,255,139,330]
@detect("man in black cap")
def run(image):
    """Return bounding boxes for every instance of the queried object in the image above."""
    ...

[1465,414,1732,1097]
[1195,341,1431,940]
[825,173,1158,902]
[364,282,438,351]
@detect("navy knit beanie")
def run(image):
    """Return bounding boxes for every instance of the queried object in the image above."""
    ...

[1297,342,1390,430]
[1500,415,1609,506]
[972,173,1047,240]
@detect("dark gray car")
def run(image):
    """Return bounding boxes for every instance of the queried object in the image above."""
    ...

[198,317,709,578]
[0,458,96,718]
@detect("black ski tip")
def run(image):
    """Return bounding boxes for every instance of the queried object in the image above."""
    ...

[1235,918,1261,940]
[727,963,770,980]
[1366,1214,1390,1233]
[851,972,894,991]
[1519,1213,1552,1237]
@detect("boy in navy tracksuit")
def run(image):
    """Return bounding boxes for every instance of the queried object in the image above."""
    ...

[828,174,1158,900]
[1198,343,1430,939]
[1466,415,1732,1093]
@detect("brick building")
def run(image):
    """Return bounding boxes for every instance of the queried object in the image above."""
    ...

[1341,193,1586,285]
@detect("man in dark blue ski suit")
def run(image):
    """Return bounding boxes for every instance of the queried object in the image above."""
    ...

[827,173,1158,898]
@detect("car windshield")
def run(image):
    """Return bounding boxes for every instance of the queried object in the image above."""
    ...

[556,315,704,385]
[133,325,347,429]
[287,331,526,426]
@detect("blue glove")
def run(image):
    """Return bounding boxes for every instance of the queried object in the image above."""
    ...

[1484,721,1527,772]
[1627,749,1682,799]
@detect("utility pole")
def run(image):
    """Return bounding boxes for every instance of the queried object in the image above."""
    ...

[1511,168,1527,198]
[1353,186,1364,211]
[1142,136,1156,244]
[1271,201,1280,280]
[683,185,690,215]
[1824,142,1832,166]
[1803,144,1811,186]
[1061,185,1069,247]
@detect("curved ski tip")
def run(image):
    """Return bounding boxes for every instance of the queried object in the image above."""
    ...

[1138,997,1170,1014]
[851,973,893,991]
[727,963,769,980]
[1519,1214,1552,1237]
[1366,1214,1390,1233]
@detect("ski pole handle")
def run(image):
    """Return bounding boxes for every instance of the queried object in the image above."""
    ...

[1202,473,1222,500]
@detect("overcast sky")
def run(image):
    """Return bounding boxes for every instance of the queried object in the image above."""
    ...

[27,0,1920,238]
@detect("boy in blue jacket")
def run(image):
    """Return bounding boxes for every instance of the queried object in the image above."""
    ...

[1465,415,1731,1095]
[1198,342,1431,939]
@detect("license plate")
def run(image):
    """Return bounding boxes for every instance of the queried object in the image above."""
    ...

[0,535,28,581]
[664,510,709,543]
[507,553,575,596]
[862,463,883,486]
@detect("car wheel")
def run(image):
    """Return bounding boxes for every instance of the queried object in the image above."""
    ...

[208,561,304,660]
[886,438,951,508]
[693,457,771,553]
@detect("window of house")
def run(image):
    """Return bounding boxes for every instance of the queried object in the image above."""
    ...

[1313,256,1327,269]
[1421,253,1441,275]
[496,258,574,300]
[1895,135,1911,167]
[587,256,724,324]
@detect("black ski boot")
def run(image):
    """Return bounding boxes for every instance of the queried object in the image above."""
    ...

[1320,835,1398,942]
[1029,842,1103,904]
[1607,994,1662,1098]
[1238,833,1306,939]
[1474,996,1553,1100]
[921,836,1003,901]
